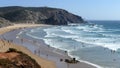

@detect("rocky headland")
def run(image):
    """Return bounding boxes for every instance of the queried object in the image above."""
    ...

[0,6,85,25]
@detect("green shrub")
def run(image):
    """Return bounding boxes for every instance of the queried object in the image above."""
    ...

[6,48,17,53]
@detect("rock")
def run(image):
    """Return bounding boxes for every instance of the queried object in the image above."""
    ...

[0,6,85,25]
[0,17,11,27]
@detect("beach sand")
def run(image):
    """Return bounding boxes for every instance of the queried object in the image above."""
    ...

[0,39,56,68]
[0,24,98,68]
[0,24,48,34]
[0,24,56,68]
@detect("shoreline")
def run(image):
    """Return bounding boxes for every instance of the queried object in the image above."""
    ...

[68,53,102,68]
[0,24,56,68]
[37,26,103,68]
[0,39,56,68]
[19,25,102,68]
[0,23,50,34]
[0,24,99,68]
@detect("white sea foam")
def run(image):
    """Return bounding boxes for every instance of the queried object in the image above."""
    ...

[28,24,120,51]
[23,22,120,68]
[43,32,103,68]
[43,39,74,51]
[17,31,23,35]
[44,25,120,51]
[74,37,120,51]
[26,33,42,39]
[62,29,74,34]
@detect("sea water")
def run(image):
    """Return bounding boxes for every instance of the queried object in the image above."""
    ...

[22,21,120,68]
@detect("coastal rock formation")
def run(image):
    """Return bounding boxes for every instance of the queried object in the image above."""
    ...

[0,17,11,27]
[0,6,85,25]
[0,48,41,68]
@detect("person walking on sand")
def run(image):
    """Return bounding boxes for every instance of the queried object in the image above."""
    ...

[38,50,40,55]
[34,50,37,54]
[21,38,23,44]
[46,54,48,58]
[33,40,37,44]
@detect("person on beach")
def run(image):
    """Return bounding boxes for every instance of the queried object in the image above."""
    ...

[48,45,50,48]
[46,54,48,58]
[10,40,13,44]
[2,40,5,46]
[34,50,37,54]
[38,50,40,55]
[65,51,67,54]
[111,50,115,54]
[33,40,37,44]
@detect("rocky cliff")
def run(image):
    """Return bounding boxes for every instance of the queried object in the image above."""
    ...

[0,17,11,27]
[0,6,85,25]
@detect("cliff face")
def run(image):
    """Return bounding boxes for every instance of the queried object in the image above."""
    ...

[0,17,11,27]
[0,6,85,25]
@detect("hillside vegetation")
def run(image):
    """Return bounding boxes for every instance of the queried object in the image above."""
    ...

[0,6,84,25]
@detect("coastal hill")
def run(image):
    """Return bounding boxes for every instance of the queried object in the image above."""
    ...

[0,17,11,27]
[0,6,84,25]
[0,48,41,68]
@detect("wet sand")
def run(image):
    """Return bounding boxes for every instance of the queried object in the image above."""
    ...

[0,24,97,68]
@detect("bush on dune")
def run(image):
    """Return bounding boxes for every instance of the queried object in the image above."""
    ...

[0,48,41,68]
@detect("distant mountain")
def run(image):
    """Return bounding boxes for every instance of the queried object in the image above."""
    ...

[0,6,85,25]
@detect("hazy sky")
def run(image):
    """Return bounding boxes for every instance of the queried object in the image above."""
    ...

[0,0,120,20]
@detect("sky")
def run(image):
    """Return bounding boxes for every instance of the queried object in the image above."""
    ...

[0,0,120,20]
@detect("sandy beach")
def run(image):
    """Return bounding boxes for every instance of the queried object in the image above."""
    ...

[0,24,49,34]
[0,24,56,68]
[0,24,98,68]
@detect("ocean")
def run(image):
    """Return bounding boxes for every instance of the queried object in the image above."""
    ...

[21,21,120,68]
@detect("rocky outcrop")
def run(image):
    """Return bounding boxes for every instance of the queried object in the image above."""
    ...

[0,48,41,68]
[0,6,85,25]
[0,17,11,27]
